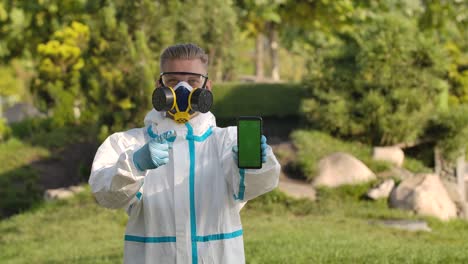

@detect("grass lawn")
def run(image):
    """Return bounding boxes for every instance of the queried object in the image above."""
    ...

[2,185,468,263]
[0,138,50,218]
[0,138,50,174]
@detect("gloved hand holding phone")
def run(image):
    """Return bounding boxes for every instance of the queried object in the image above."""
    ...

[133,130,176,171]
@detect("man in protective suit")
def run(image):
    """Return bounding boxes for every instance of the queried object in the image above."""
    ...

[89,43,281,264]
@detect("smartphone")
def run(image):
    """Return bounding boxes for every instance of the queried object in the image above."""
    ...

[237,116,263,169]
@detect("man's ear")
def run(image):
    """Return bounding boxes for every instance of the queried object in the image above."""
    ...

[205,79,212,91]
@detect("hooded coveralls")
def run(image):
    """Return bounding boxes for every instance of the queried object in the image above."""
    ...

[89,110,281,264]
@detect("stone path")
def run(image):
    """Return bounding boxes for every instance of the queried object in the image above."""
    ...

[271,141,316,200]
[278,174,316,200]
[370,219,432,232]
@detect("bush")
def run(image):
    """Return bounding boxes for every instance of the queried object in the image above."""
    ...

[301,13,449,146]
[10,117,98,149]
[425,105,468,162]
[0,118,11,142]
[212,82,305,119]
[9,118,53,139]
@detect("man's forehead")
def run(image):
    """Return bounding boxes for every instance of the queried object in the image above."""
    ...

[162,59,207,74]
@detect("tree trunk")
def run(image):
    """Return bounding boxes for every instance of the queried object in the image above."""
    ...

[255,33,265,81]
[215,56,223,82]
[208,47,216,80]
[269,24,280,81]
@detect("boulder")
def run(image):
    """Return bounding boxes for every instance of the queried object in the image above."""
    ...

[313,152,376,187]
[366,179,395,200]
[377,166,413,180]
[441,179,468,218]
[389,174,457,221]
[372,146,404,167]
[373,219,431,232]
[4,102,45,124]
[44,185,85,201]
[44,188,74,200]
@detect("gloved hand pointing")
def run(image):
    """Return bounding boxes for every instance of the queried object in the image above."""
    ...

[232,135,268,164]
[133,130,176,171]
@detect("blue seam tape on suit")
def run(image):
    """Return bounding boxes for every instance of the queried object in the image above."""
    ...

[185,124,213,264]
[125,235,176,243]
[234,169,245,200]
[147,126,157,138]
[124,229,242,244]
[195,229,243,242]
[186,127,212,141]
[186,122,198,264]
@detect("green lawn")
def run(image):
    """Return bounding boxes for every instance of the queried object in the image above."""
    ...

[2,185,468,264]
[0,138,50,174]
[0,138,50,218]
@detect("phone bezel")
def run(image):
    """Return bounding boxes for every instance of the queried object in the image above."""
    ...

[237,116,263,169]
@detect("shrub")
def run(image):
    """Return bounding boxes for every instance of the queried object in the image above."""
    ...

[9,118,53,139]
[10,117,98,148]
[301,13,449,146]
[425,105,468,162]
[0,118,11,142]
[212,82,305,119]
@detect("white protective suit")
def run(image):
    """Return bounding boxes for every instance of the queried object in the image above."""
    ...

[89,109,281,264]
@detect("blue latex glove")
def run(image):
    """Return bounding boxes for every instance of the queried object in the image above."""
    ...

[133,130,176,171]
[232,135,268,164]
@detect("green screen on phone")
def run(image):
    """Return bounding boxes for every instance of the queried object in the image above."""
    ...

[237,117,262,169]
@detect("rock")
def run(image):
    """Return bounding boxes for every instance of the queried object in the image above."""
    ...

[366,179,395,200]
[441,179,467,218]
[376,166,413,180]
[44,185,84,201]
[389,174,457,221]
[3,102,45,124]
[313,152,376,188]
[389,166,413,180]
[372,146,405,167]
[69,185,85,193]
[372,219,431,232]
[44,188,74,200]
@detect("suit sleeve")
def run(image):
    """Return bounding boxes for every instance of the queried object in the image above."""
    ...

[88,129,147,209]
[219,126,281,201]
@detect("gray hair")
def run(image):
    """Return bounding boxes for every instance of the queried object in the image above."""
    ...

[160,43,209,71]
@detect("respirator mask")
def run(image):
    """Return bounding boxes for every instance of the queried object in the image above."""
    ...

[152,72,213,124]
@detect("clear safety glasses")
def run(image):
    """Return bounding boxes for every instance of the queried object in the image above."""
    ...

[159,72,208,88]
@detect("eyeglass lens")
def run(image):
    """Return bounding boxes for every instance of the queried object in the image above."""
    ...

[161,73,205,88]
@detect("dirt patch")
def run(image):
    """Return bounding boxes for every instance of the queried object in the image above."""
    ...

[31,141,98,191]
[272,141,315,200]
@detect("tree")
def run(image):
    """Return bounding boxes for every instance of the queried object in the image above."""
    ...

[235,0,285,81]
[418,0,468,105]
[301,13,450,146]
